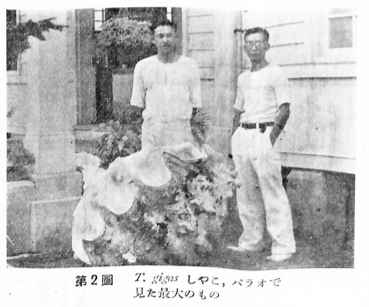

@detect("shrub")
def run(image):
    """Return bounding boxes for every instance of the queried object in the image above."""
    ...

[7,139,35,182]
[7,17,66,65]
[191,110,211,147]
[94,107,211,169]
[94,106,142,169]
[96,17,156,69]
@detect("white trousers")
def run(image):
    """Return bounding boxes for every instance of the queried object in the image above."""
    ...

[141,117,193,150]
[231,126,296,255]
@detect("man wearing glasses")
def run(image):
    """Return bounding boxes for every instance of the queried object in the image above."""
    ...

[228,27,296,262]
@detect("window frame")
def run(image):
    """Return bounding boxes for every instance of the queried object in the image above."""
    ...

[94,9,105,33]
[7,10,22,76]
[314,8,357,63]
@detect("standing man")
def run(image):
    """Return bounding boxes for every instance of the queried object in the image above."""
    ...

[130,19,202,150]
[229,27,296,262]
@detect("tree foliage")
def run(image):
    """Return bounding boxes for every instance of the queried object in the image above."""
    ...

[96,17,156,69]
[7,17,66,62]
[7,139,35,182]
[94,106,142,169]
[191,110,211,147]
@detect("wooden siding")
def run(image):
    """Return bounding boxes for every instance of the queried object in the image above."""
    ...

[187,8,214,17]
[188,15,214,33]
[241,9,309,69]
[200,80,215,111]
[188,50,214,68]
[281,78,356,160]
[184,10,215,81]
[241,8,356,173]
[183,9,239,155]
[183,8,217,128]
[188,33,214,50]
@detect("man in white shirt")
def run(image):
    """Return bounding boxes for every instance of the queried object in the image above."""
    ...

[229,27,296,262]
[131,19,202,150]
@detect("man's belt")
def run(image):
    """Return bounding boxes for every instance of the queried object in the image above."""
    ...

[240,121,274,130]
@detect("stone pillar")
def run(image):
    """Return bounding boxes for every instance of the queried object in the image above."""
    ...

[22,10,82,253]
[208,10,241,155]
[75,9,96,125]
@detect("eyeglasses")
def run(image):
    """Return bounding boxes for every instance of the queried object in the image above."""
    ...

[245,40,266,48]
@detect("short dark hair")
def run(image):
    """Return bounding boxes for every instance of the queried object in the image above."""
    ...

[152,18,176,32]
[244,27,269,42]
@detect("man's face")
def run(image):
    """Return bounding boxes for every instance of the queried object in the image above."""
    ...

[244,32,270,62]
[154,25,176,55]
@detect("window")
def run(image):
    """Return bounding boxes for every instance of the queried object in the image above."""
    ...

[94,9,105,32]
[94,8,129,32]
[167,7,172,21]
[310,7,357,63]
[328,8,357,49]
[94,7,171,32]
[7,10,18,71]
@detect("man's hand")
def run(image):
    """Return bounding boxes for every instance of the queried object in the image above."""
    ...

[269,103,290,146]
[232,109,243,136]
[269,129,280,146]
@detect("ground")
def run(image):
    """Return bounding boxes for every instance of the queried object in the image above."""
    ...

[6,237,354,270]
[7,198,354,270]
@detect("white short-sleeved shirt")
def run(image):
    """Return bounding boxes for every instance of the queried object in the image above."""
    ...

[130,55,202,121]
[234,64,290,123]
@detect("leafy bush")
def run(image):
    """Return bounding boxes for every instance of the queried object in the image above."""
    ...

[94,107,211,169]
[94,106,142,169]
[7,17,66,65]
[96,17,156,69]
[7,139,35,182]
[191,110,211,147]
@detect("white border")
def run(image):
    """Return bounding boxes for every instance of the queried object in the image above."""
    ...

[1,1,368,306]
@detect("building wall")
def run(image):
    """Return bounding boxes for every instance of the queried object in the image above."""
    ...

[6,9,96,131]
[7,10,78,133]
[182,8,239,153]
[181,8,356,174]
[7,83,27,135]
[183,9,215,112]
[7,11,31,135]
[181,8,356,252]
[7,10,83,255]
[240,8,356,250]
[241,8,356,173]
